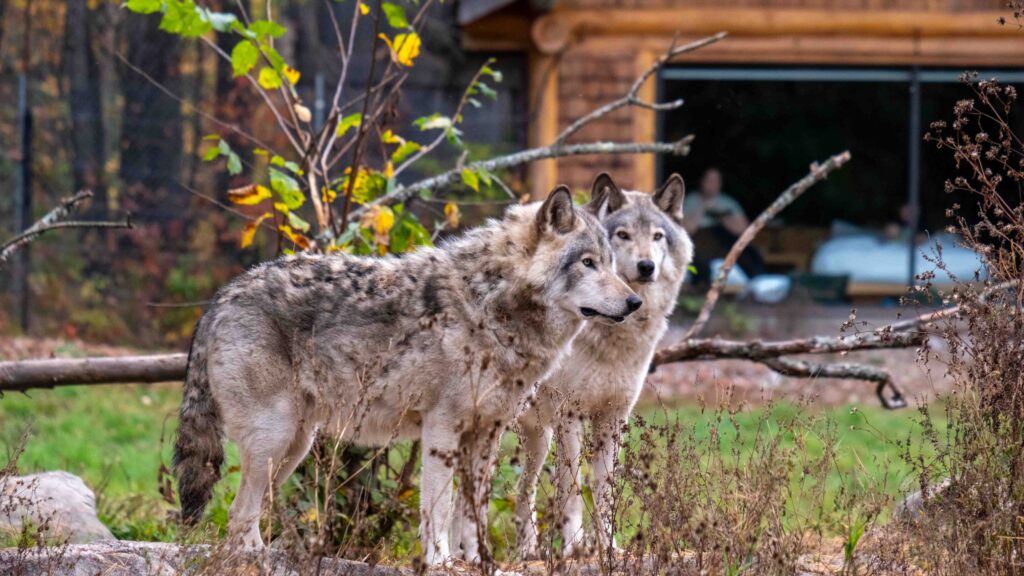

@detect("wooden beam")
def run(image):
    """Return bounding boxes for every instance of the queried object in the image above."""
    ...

[527,50,559,199]
[633,49,657,192]
[573,34,1024,67]
[533,8,1018,54]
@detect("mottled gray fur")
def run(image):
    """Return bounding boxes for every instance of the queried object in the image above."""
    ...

[172,187,639,565]
[511,173,693,559]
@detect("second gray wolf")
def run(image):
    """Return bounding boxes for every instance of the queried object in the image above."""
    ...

[172,187,640,565]
[512,173,693,559]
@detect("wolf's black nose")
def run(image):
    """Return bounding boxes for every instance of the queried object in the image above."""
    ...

[637,260,655,278]
[626,294,643,312]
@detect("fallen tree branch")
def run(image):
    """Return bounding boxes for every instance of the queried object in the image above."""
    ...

[681,150,852,341]
[0,190,133,266]
[0,354,187,394]
[651,331,920,409]
[651,331,924,365]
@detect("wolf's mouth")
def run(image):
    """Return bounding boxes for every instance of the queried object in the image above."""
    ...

[580,307,626,323]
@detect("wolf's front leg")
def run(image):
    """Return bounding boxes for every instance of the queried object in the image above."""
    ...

[554,418,585,556]
[513,419,553,560]
[420,419,459,566]
[454,423,503,564]
[589,413,626,556]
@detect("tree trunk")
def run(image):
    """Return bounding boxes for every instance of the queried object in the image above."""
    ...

[65,0,107,218]
[118,13,183,230]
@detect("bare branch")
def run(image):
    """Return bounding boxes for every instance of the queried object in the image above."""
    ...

[650,331,918,410]
[321,135,695,240]
[0,191,132,266]
[681,150,852,341]
[651,331,924,366]
[554,32,727,146]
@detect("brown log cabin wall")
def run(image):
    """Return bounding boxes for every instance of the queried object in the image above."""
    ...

[464,0,1022,197]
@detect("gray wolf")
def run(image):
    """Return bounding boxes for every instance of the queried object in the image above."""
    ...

[172,187,640,565]
[512,173,693,559]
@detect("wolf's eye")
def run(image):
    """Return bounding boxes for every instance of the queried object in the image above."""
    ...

[582,257,596,268]
[653,232,664,241]
[616,230,630,241]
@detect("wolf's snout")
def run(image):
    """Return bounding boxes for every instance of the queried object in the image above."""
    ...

[626,294,643,313]
[637,260,656,279]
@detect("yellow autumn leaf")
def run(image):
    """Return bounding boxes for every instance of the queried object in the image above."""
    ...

[372,205,395,236]
[278,224,311,249]
[303,507,319,524]
[395,33,421,66]
[381,129,402,144]
[240,212,272,248]
[359,2,369,14]
[321,187,337,204]
[258,67,282,89]
[384,161,394,178]
[228,184,272,205]
[379,32,421,67]
[283,65,301,86]
[444,202,460,229]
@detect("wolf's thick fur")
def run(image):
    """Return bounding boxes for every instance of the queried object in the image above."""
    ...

[512,174,693,558]
[172,188,639,565]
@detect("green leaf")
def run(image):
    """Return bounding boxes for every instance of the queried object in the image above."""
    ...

[476,165,493,188]
[461,168,480,192]
[231,40,259,77]
[477,82,498,100]
[287,211,311,233]
[249,19,286,39]
[414,113,452,131]
[125,0,162,14]
[226,151,242,175]
[381,2,409,28]
[480,65,503,83]
[203,8,237,32]
[262,45,286,72]
[270,155,302,174]
[202,146,221,161]
[270,168,305,210]
[336,113,362,138]
[390,140,421,164]
[160,0,213,37]
[258,67,282,89]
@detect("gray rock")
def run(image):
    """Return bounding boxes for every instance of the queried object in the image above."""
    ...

[894,477,952,522]
[1,471,114,544]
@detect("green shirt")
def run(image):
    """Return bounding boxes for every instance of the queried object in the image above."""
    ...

[684,193,746,229]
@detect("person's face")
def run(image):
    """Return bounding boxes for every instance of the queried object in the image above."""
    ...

[701,171,722,197]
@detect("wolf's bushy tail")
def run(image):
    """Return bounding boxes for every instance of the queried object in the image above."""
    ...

[173,314,225,524]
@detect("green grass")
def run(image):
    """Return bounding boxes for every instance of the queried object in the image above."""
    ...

[0,383,943,545]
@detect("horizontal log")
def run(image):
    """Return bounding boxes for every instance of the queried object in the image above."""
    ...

[0,353,188,393]
[532,8,1018,53]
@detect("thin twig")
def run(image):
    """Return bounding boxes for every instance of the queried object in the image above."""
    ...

[681,150,852,341]
[554,32,727,146]
[0,190,132,265]
[113,51,280,156]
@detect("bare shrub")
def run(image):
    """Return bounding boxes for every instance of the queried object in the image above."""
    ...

[898,74,1024,574]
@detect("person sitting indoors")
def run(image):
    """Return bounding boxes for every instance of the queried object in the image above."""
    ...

[683,167,764,285]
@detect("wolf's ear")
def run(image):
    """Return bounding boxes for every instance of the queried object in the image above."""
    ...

[653,173,685,223]
[584,173,626,219]
[536,186,577,235]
